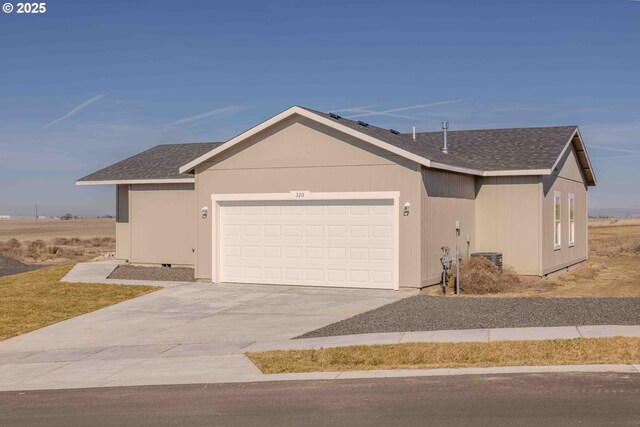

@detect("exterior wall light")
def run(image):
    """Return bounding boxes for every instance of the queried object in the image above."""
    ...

[201,206,208,219]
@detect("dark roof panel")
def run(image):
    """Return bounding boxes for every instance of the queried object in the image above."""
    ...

[301,107,482,170]
[78,142,222,182]
[411,126,577,171]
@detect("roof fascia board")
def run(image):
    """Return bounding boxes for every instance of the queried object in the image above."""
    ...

[178,106,436,173]
[483,169,551,177]
[76,178,195,186]
[573,127,597,185]
[549,128,597,186]
[429,161,484,176]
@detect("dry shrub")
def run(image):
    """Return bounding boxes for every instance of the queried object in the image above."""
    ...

[0,239,24,259]
[5,239,21,250]
[50,236,115,248]
[51,237,82,246]
[26,240,47,256]
[47,246,63,255]
[90,237,115,247]
[450,257,521,295]
[589,235,640,256]
[620,239,640,253]
[1,237,114,263]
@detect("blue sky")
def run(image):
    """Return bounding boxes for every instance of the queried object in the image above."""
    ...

[0,0,639,216]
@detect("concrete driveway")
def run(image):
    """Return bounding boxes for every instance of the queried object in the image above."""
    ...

[0,280,414,391]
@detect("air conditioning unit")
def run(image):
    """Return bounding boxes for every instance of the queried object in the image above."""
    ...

[471,252,503,271]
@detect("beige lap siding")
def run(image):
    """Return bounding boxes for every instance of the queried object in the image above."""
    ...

[541,146,589,274]
[128,183,196,266]
[474,176,542,276]
[421,168,476,285]
[115,184,130,261]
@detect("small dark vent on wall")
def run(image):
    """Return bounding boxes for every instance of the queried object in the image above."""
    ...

[357,120,369,127]
[329,113,341,120]
[389,129,400,135]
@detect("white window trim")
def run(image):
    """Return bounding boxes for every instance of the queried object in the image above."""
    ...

[554,191,562,250]
[568,193,575,247]
[209,191,401,290]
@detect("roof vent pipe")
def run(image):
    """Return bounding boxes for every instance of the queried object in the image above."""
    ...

[441,121,449,154]
[412,126,416,141]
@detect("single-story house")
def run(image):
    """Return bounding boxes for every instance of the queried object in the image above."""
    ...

[78,106,596,290]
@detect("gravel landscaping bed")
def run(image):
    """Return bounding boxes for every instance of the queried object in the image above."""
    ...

[108,265,195,282]
[0,255,48,277]
[297,296,640,338]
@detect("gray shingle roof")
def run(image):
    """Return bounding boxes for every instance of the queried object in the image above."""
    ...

[78,106,584,183]
[411,126,577,171]
[302,107,577,172]
[302,108,481,170]
[78,142,222,182]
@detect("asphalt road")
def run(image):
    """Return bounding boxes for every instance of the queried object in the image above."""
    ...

[1,373,638,426]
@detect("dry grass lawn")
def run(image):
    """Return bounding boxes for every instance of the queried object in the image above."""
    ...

[0,265,158,341]
[513,221,640,297]
[247,337,640,374]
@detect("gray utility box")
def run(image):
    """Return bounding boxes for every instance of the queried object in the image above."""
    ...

[471,252,503,271]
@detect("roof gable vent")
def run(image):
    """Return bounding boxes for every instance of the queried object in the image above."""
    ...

[357,120,369,127]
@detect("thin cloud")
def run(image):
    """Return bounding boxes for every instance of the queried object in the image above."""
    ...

[344,99,467,120]
[590,145,640,155]
[330,105,378,113]
[169,106,244,126]
[42,95,104,129]
[592,154,640,160]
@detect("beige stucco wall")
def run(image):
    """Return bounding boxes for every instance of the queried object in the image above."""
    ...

[194,114,424,287]
[115,184,130,261]
[541,146,588,274]
[129,183,196,266]
[474,176,542,275]
[421,168,476,285]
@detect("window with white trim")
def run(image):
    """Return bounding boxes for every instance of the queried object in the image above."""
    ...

[569,193,575,246]
[554,192,561,249]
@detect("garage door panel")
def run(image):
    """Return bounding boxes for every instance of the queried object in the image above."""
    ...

[218,199,395,289]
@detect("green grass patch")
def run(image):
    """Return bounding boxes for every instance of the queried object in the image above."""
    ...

[247,337,640,374]
[0,264,159,341]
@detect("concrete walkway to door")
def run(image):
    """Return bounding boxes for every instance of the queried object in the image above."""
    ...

[0,262,416,391]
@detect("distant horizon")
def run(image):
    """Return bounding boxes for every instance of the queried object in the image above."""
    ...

[4,208,640,220]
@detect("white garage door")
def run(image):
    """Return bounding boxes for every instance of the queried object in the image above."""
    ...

[218,199,396,289]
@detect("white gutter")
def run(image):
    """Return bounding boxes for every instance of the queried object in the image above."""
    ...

[76,178,195,186]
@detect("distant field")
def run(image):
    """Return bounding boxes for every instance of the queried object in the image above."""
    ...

[0,218,115,240]
[0,219,115,264]
[588,217,640,227]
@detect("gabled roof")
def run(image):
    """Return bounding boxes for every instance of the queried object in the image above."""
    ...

[77,105,596,186]
[179,106,595,185]
[77,142,222,185]
[179,106,485,176]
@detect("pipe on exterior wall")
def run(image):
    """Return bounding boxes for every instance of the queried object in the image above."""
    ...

[442,121,449,154]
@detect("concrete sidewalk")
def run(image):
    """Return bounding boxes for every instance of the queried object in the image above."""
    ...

[1,325,638,391]
[0,262,636,392]
[242,324,640,352]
